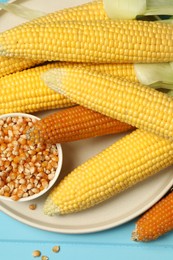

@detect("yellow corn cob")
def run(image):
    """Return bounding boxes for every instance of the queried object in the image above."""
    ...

[0,19,173,63]
[0,62,73,114]
[132,191,173,241]
[43,129,173,215]
[30,105,134,144]
[0,56,42,78]
[31,0,107,23]
[42,67,173,140]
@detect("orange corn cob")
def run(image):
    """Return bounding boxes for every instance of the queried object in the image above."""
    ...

[132,191,173,242]
[30,105,134,144]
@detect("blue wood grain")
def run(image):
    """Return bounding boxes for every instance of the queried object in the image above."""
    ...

[0,241,173,260]
[0,212,173,260]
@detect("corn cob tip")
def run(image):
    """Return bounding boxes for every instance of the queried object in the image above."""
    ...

[26,126,42,144]
[131,225,161,242]
[131,226,150,242]
[43,196,60,216]
[42,69,66,96]
[131,228,139,242]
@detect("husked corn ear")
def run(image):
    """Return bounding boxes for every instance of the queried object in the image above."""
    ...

[44,129,173,215]
[132,191,173,241]
[0,20,173,63]
[0,62,73,114]
[43,67,173,140]
[30,105,134,144]
[0,56,42,78]
[30,0,107,23]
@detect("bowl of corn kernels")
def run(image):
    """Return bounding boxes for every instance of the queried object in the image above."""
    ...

[0,113,63,202]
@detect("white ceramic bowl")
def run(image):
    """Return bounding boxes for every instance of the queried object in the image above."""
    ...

[0,113,63,202]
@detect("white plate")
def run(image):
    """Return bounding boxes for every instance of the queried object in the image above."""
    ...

[0,110,173,234]
[0,1,173,234]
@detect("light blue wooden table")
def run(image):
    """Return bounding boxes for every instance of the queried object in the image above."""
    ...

[0,209,173,260]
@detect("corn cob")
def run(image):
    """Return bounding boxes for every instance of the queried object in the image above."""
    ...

[30,0,107,23]
[0,19,173,63]
[42,67,173,141]
[0,56,42,78]
[0,62,73,114]
[30,105,134,144]
[43,129,173,215]
[132,191,173,241]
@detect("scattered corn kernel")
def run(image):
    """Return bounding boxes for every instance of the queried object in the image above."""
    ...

[29,204,37,210]
[41,256,49,260]
[32,250,41,257]
[52,245,60,253]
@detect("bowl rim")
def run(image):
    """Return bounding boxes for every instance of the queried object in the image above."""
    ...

[0,112,63,202]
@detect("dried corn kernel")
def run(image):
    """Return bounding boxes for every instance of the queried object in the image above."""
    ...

[29,204,37,210]
[32,250,41,257]
[41,256,49,260]
[52,245,60,253]
[0,116,59,200]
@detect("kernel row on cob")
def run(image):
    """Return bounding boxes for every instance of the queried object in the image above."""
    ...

[43,129,173,215]
[0,56,43,78]
[42,66,173,141]
[29,0,107,23]
[0,18,173,63]
[63,62,138,82]
[132,191,173,242]
[30,105,134,144]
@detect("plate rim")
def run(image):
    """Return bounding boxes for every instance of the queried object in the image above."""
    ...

[0,0,172,235]
[0,175,172,234]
